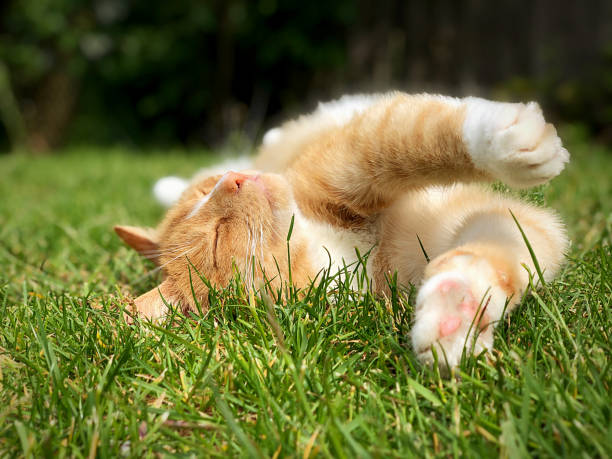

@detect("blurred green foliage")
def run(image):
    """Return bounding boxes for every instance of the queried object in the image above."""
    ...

[0,0,611,151]
[0,0,354,149]
[495,48,612,143]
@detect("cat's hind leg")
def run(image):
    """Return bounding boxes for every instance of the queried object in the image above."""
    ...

[376,185,567,371]
[409,193,567,370]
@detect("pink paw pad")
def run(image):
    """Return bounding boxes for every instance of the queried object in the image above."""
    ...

[438,279,460,294]
[459,298,478,314]
[439,316,462,337]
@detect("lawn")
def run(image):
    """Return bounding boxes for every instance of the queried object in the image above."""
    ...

[0,129,611,457]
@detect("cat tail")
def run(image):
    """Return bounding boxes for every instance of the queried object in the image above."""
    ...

[153,176,189,207]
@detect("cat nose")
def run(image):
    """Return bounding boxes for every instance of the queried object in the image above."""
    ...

[223,171,249,193]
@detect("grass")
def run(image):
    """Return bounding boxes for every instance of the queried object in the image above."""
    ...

[0,130,611,457]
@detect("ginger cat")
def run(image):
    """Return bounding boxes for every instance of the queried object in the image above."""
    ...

[115,92,569,370]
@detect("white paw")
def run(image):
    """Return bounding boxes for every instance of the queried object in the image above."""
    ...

[412,271,494,371]
[463,98,570,188]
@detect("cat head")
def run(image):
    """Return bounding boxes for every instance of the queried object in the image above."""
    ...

[115,171,314,319]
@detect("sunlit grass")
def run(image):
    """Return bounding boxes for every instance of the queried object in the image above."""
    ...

[0,134,610,457]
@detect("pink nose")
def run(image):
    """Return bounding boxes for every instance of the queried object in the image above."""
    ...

[222,171,250,193]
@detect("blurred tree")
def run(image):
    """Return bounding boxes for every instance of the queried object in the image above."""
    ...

[0,0,92,151]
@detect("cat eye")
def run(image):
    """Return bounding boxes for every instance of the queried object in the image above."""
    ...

[211,217,231,268]
[212,219,223,268]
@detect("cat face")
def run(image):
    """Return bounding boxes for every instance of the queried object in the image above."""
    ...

[115,171,313,319]
[158,170,297,285]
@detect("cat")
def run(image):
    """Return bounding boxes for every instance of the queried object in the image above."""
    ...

[115,92,569,370]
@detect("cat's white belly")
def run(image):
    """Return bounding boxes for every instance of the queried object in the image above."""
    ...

[296,213,376,280]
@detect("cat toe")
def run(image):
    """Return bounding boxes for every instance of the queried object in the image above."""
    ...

[464,98,569,188]
[495,106,569,187]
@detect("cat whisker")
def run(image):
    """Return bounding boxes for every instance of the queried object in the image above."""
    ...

[161,240,196,249]
[132,246,197,284]
[139,249,189,257]
[142,240,195,251]
[139,250,190,259]
[139,241,195,258]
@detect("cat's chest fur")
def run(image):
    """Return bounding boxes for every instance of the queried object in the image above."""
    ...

[295,211,377,278]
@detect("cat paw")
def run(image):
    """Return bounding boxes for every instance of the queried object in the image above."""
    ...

[412,271,494,371]
[463,98,569,188]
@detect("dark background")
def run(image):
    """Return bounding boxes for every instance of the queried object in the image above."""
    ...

[1,0,611,153]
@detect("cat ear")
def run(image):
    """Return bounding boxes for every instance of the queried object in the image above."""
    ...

[130,279,177,321]
[114,225,159,261]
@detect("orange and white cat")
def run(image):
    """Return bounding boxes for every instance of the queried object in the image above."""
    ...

[115,92,569,370]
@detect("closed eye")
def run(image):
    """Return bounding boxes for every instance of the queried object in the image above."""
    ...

[212,218,228,268]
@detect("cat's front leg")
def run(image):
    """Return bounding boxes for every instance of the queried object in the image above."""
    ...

[463,98,569,188]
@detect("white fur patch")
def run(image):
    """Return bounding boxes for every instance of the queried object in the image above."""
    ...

[153,176,189,207]
[262,128,282,146]
[295,212,375,285]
